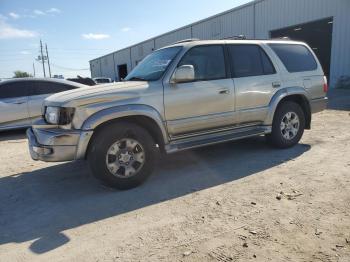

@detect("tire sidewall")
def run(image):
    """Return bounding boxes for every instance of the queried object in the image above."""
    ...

[88,122,157,190]
[269,102,305,148]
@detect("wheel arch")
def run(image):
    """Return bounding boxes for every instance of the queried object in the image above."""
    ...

[265,87,311,129]
[79,105,168,159]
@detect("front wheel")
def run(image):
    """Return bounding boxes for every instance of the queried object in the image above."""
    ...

[266,101,305,148]
[87,122,157,190]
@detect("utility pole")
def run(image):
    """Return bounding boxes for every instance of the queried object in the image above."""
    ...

[40,39,46,77]
[33,62,36,77]
[45,43,52,78]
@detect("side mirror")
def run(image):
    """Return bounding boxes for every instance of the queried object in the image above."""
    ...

[172,65,195,83]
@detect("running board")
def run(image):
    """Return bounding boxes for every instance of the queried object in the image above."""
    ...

[165,126,271,154]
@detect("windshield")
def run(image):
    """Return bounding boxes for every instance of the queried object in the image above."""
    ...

[125,46,182,81]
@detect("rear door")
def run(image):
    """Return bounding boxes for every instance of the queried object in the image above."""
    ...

[0,81,30,129]
[27,81,78,123]
[227,44,281,124]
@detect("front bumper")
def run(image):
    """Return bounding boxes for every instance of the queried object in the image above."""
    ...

[27,127,93,162]
[310,97,328,113]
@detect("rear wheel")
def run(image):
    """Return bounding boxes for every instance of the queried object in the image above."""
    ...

[266,101,305,148]
[87,122,157,190]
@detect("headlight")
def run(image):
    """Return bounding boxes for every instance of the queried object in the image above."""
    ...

[44,106,75,125]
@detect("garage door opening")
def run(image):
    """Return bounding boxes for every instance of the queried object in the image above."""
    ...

[270,17,333,80]
[117,64,128,81]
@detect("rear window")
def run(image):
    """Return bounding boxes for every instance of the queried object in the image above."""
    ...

[269,44,317,73]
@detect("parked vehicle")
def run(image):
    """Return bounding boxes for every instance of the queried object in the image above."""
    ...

[93,77,112,84]
[0,78,85,130]
[27,39,328,189]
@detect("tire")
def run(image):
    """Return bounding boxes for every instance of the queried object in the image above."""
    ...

[87,121,157,190]
[266,101,305,148]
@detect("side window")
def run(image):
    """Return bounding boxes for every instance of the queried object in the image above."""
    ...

[178,45,226,81]
[0,82,29,99]
[228,45,276,78]
[33,82,76,95]
[269,44,317,73]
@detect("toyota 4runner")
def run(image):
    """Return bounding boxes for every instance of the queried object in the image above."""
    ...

[27,39,328,189]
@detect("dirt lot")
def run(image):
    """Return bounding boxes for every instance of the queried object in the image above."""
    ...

[0,90,349,262]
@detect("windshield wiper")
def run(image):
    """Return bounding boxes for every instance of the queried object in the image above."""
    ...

[127,76,147,81]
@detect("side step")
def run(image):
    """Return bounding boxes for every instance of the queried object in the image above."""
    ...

[165,126,271,154]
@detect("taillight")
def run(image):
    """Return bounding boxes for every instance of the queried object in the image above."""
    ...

[323,76,328,93]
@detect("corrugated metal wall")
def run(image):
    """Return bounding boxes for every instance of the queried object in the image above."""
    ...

[254,0,350,86]
[90,59,101,78]
[155,27,192,49]
[113,48,131,81]
[130,40,155,69]
[100,54,115,80]
[91,0,350,86]
[192,5,254,40]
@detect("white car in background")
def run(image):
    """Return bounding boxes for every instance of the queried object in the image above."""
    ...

[0,78,85,131]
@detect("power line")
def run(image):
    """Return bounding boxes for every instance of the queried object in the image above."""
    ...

[50,63,89,71]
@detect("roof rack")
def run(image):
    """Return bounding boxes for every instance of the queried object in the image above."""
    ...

[271,36,291,40]
[222,35,247,40]
[172,38,200,44]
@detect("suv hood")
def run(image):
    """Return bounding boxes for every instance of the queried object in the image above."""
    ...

[44,81,148,107]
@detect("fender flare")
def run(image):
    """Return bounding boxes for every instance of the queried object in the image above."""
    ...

[81,104,168,143]
[264,86,311,126]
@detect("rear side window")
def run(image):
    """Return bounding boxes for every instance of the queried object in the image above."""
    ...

[33,82,77,95]
[228,45,276,78]
[0,82,30,99]
[178,45,226,81]
[269,44,317,73]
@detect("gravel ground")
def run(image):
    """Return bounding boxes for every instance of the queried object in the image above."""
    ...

[0,90,349,262]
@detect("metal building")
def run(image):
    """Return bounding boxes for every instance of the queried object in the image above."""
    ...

[90,0,350,87]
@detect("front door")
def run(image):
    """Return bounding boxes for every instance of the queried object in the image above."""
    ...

[164,45,236,137]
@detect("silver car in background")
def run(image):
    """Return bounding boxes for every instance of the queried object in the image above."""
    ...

[0,78,85,131]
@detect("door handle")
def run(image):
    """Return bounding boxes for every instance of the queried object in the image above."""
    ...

[219,89,230,94]
[272,82,281,88]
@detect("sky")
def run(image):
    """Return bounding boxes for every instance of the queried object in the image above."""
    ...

[0,0,251,79]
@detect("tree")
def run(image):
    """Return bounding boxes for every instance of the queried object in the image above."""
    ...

[13,71,32,78]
